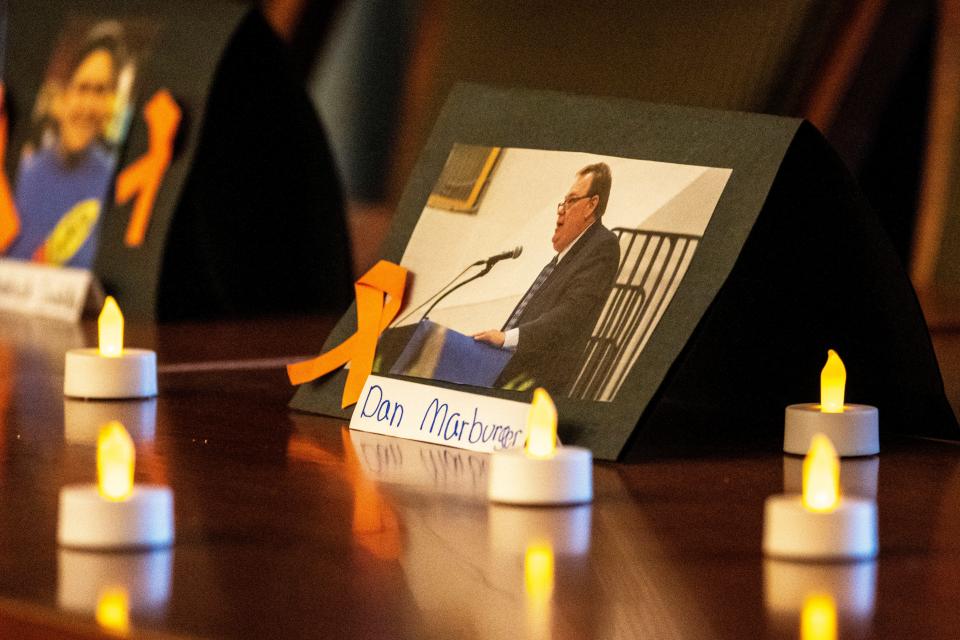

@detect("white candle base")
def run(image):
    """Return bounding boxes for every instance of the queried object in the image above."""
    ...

[64,398,157,444]
[58,485,174,549]
[783,403,879,457]
[763,495,877,561]
[488,447,592,505]
[64,348,157,399]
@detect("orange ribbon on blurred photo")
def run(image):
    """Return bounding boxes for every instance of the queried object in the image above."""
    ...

[115,89,181,247]
[287,260,407,408]
[0,85,21,252]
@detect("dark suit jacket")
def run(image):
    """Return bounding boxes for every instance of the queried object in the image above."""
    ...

[498,222,620,395]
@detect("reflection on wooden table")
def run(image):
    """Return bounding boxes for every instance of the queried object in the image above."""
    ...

[0,314,955,638]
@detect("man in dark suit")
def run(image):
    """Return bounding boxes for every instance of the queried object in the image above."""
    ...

[473,162,620,395]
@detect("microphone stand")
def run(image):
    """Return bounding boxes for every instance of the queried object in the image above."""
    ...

[420,263,494,322]
[394,261,483,326]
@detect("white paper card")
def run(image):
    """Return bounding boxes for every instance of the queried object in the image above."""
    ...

[350,375,530,453]
[0,259,94,322]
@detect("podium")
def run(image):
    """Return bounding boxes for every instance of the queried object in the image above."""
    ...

[388,320,512,388]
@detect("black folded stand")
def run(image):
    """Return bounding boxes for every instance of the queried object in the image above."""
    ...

[290,84,957,460]
[623,120,956,459]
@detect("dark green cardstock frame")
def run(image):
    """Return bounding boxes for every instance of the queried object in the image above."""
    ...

[291,83,957,460]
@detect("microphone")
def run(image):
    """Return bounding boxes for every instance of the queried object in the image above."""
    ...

[398,246,525,325]
[420,247,523,322]
[475,246,523,266]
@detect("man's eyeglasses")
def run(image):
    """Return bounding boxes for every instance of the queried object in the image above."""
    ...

[557,194,592,211]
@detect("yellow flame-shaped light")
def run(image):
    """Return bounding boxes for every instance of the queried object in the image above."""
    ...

[801,593,837,640]
[820,349,846,413]
[525,388,557,459]
[95,586,130,635]
[98,421,135,502]
[802,434,840,513]
[98,296,124,357]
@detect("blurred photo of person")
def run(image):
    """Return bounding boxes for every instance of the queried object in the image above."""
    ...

[9,22,127,267]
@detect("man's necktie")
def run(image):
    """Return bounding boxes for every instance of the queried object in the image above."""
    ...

[502,256,558,330]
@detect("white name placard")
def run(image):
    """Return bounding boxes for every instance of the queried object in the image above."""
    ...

[350,375,530,453]
[0,259,95,322]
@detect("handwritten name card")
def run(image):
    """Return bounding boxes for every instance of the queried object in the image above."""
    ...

[350,375,530,453]
[0,259,95,322]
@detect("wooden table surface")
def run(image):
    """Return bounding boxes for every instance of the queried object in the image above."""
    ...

[0,313,957,639]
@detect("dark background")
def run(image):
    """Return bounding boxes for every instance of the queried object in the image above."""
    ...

[262,0,960,326]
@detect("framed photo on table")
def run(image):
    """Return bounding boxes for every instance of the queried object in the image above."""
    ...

[3,0,351,321]
[292,83,956,460]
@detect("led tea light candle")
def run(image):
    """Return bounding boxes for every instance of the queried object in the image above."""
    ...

[58,421,174,549]
[763,434,877,560]
[64,297,157,399]
[488,388,592,505]
[783,350,878,456]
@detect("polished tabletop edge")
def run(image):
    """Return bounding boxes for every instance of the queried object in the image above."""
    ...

[157,357,310,374]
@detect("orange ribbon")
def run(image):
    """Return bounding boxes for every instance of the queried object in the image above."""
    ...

[0,85,21,252]
[115,89,181,247]
[287,260,407,408]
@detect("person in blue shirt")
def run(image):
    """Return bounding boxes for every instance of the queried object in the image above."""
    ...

[9,29,122,267]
